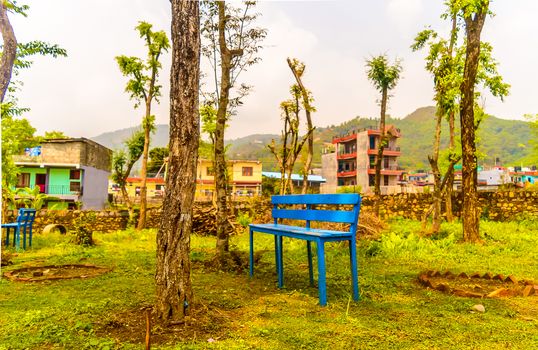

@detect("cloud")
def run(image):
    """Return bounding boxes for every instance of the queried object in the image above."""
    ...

[386,0,424,30]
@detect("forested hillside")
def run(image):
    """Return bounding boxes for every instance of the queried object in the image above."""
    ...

[91,106,534,172]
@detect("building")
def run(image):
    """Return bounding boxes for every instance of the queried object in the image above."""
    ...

[120,159,262,201]
[261,171,326,193]
[321,125,403,194]
[13,138,112,209]
[196,159,262,200]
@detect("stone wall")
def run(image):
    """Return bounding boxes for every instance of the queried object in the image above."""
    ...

[362,190,538,221]
[4,191,537,235]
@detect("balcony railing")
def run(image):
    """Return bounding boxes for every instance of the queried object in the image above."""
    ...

[21,185,82,196]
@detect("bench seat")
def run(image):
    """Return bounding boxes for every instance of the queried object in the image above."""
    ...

[249,223,352,239]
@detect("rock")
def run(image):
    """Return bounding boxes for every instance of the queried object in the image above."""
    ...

[522,285,533,297]
[505,275,518,284]
[472,304,485,313]
[486,288,512,298]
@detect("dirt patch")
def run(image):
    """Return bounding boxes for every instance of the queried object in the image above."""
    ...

[3,264,110,282]
[96,303,236,346]
[418,270,538,298]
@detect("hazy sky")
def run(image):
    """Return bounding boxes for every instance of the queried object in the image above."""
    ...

[10,0,538,140]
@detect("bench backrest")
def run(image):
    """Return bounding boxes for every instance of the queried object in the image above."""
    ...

[271,194,361,233]
[16,208,37,226]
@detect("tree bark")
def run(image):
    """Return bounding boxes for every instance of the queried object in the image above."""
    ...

[137,99,153,230]
[460,4,488,243]
[374,87,388,215]
[0,0,17,102]
[427,110,443,233]
[445,110,456,222]
[214,1,243,262]
[155,0,199,324]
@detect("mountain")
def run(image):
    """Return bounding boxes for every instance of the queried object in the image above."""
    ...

[90,106,534,171]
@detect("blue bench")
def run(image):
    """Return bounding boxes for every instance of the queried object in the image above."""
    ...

[2,208,37,250]
[249,194,362,306]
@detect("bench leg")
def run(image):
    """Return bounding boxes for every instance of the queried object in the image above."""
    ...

[22,226,27,250]
[4,227,10,246]
[14,227,21,251]
[276,235,284,288]
[29,226,33,248]
[349,240,360,301]
[307,241,314,286]
[316,240,327,306]
[249,228,254,277]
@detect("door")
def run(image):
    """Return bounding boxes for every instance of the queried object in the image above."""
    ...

[35,174,47,193]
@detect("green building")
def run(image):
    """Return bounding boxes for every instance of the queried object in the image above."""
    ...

[13,138,112,209]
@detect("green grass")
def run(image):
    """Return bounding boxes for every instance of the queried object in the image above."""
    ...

[1,219,537,349]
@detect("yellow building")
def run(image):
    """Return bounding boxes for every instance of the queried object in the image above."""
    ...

[196,159,262,201]
[117,159,262,201]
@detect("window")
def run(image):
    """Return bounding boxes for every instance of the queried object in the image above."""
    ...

[16,173,30,188]
[70,181,81,193]
[384,175,389,186]
[242,167,253,176]
[70,169,81,180]
[206,167,214,176]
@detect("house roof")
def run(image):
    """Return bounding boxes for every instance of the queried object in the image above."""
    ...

[262,172,326,183]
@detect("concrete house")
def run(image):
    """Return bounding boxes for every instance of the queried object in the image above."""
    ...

[321,125,403,194]
[13,138,112,209]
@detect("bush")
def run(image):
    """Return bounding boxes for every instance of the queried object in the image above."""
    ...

[336,185,362,194]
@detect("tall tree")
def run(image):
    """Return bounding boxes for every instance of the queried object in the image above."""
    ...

[201,0,266,265]
[111,130,145,224]
[0,0,17,102]
[116,22,170,230]
[454,0,508,242]
[365,55,402,215]
[287,57,316,194]
[155,0,199,324]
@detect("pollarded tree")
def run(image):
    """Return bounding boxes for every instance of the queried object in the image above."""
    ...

[116,22,170,230]
[412,4,508,234]
[452,0,509,242]
[155,0,199,324]
[111,130,145,225]
[268,85,313,195]
[201,0,266,266]
[287,58,316,194]
[365,55,402,215]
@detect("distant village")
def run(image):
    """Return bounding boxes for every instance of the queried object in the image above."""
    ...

[11,124,537,211]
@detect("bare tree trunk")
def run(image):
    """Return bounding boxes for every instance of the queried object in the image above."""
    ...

[286,58,314,194]
[214,1,242,262]
[445,110,456,222]
[137,105,151,230]
[374,88,388,215]
[155,0,199,324]
[460,5,488,243]
[0,1,17,102]
[119,183,136,224]
[426,111,443,233]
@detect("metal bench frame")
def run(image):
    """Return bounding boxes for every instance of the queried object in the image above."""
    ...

[249,194,362,306]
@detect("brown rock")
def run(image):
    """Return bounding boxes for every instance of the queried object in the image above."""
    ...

[522,285,533,297]
[505,275,518,284]
[470,272,482,279]
[492,274,504,281]
[430,270,441,277]
[444,271,455,279]
[458,272,469,279]
[486,288,512,298]
[482,272,493,279]
[453,289,484,298]
[436,283,451,293]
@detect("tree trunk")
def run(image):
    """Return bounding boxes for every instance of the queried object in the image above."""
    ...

[445,110,456,222]
[286,59,314,194]
[426,110,443,233]
[215,1,232,261]
[155,0,199,324]
[119,182,136,225]
[137,106,151,230]
[374,87,388,215]
[0,1,17,102]
[460,5,488,243]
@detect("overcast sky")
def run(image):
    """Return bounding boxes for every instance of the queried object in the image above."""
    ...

[10,0,538,140]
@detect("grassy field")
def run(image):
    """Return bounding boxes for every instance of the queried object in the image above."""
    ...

[1,218,537,349]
